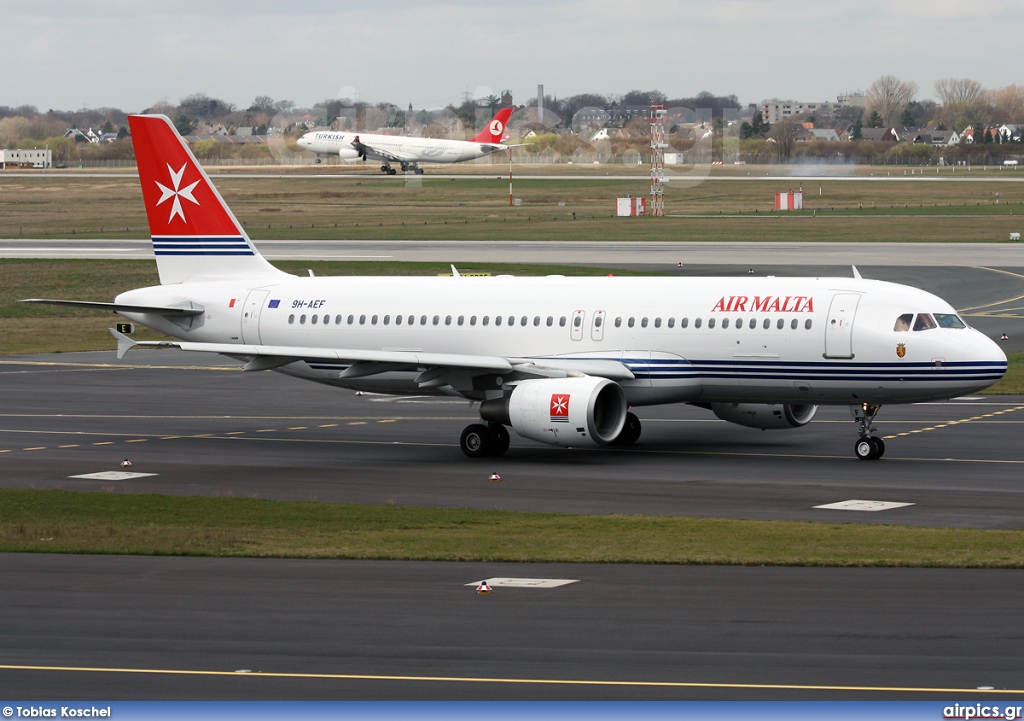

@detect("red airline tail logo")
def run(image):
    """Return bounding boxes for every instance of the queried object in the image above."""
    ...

[128,114,243,237]
[156,163,201,224]
[470,107,514,144]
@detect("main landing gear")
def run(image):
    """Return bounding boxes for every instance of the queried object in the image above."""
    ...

[460,422,510,457]
[611,411,642,445]
[851,402,886,460]
[379,162,424,175]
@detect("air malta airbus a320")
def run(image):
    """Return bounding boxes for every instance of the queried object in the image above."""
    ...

[24,115,1007,461]
[296,106,514,174]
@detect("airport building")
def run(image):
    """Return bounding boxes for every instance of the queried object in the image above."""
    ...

[0,148,52,169]
[760,93,866,124]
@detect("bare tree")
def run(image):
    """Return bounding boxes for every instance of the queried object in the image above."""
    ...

[987,84,1024,124]
[768,120,800,160]
[934,78,989,130]
[866,75,918,127]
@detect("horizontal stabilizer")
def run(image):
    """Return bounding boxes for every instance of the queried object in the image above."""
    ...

[22,299,205,316]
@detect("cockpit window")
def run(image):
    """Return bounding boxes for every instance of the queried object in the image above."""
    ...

[893,313,913,332]
[934,313,967,329]
[913,313,937,331]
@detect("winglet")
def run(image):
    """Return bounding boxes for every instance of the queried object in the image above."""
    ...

[109,328,138,359]
[852,265,862,279]
[450,264,461,278]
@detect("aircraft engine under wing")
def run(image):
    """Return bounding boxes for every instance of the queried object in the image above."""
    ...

[479,376,628,447]
[708,402,818,430]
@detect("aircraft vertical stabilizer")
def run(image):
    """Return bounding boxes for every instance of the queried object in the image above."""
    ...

[469,106,514,144]
[128,114,290,285]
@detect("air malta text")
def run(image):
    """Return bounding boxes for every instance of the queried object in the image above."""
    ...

[712,295,815,313]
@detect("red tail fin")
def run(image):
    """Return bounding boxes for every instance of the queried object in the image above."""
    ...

[128,114,288,284]
[470,107,514,144]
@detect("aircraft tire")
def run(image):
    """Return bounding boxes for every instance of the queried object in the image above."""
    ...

[488,423,510,456]
[461,424,493,458]
[855,436,883,460]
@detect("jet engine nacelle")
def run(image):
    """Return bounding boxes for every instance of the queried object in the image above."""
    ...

[480,376,627,448]
[338,148,361,161]
[710,402,817,430]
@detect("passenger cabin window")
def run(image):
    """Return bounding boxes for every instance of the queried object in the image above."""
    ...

[335,315,342,325]
[559,317,567,327]
[694,318,701,328]
[615,317,622,328]
[708,318,716,329]
[763,318,771,330]
[681,318,689,328]
[893,313,913,332]
[722,318,730,329]
[790,319,797,329]
[288,314,295,324]
[396,315,403,325]
[913,313,937,331]
[804,319,813,330]
[667,318,675,328]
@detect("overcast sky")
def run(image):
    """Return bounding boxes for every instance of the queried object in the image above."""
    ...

[4,0,1021,115]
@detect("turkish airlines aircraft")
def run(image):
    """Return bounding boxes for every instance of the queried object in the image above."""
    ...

[25,115,1007,461]
[296,106,515,174]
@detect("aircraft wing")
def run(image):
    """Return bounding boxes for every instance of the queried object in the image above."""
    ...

[110,330,635,384]
[350,139,419,164]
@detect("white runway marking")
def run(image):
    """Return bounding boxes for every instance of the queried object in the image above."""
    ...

[70,471,158,481]
[813,499,915,512]
[466,578,580,589]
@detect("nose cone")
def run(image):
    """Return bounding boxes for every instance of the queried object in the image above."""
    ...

[964,331,1008,387]
[297,135,310,149]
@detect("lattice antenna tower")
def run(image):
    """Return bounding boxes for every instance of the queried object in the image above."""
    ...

[649,100,667,217]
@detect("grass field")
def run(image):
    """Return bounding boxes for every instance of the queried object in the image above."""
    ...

[3,489,1023,567]
[2,175,1023,242]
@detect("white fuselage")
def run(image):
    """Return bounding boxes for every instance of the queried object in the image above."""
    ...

[296,130,504,164]
[116,274,1007,407]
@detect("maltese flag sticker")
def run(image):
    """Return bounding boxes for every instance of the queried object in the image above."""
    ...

[550,394,570,423]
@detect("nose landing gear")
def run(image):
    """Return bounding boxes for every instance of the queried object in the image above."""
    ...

[851,402,885,460]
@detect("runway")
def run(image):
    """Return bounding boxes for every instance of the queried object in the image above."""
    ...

[4,554,1024,701]
[4,238,1024,268]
